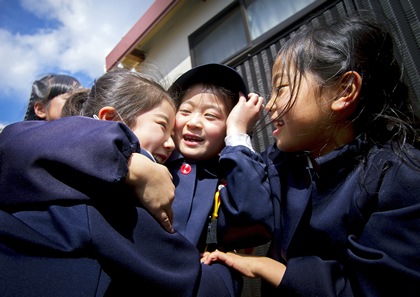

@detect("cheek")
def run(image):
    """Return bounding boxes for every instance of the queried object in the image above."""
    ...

[135,132,159,152]
[174,119,184,137]
[175,114,186,129]
[47,101,65,120]
[173,118,185,144]
[205,122,227,143]
[52,96,66,107]
[132,129,144,143]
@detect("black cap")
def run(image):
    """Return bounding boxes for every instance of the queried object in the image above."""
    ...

[169,63,248,101]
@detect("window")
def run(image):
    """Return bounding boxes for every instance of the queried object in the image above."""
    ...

[189,0,319,66]
[245,0,316,40]
[189,7,248,66]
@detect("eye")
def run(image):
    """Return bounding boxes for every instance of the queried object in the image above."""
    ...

[178,109,191,115]
[205,113,217,119]
[273,85,290,101]
[156,119,169,130]
[274,85,287,93]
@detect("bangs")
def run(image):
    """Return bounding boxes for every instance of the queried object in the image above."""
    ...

[274,33,314,87]
[180,83,236,112]
[269,35,313,119]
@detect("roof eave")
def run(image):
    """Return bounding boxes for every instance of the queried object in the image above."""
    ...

[105,0,180,71]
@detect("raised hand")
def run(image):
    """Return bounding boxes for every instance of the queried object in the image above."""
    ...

[226,92,264,136]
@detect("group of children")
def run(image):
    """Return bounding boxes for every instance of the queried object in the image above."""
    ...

[1,13,420,296]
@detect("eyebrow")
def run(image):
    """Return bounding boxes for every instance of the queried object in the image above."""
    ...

[203,102,223,113]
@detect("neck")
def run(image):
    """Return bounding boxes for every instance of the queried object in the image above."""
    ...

[311,122,354,159]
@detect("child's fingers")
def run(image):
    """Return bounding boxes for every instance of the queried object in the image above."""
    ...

[247,93,265,107]
[200,252,211,264]
[247,92,259,101]
[201,250,225,265]
[156,208,174,234]
[256,96,264,107]
[237,92,247,104]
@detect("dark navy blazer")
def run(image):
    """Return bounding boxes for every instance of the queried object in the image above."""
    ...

[0,117,242,296]
[256,139,420,296]
[167,145,274,252]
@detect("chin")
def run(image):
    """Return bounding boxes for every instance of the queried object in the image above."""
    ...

[180,151,201,161]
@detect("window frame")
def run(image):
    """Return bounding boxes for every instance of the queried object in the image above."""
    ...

[188,0,330,67]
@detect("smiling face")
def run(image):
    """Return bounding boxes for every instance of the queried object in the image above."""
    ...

[266,59,340,157]
[130,99,176,164]
[174,85,230,161]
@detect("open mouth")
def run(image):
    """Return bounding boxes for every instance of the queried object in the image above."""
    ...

[273,119,285,129]
[183,135,204,144]
[153,154,166,164]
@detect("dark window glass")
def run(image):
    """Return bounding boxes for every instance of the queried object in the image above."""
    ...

[190,7,248,65]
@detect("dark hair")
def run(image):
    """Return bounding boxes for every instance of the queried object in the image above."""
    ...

[170,82,236,113]
[24,74,82,120]
[269,13,420,157]
[61,69,175,129]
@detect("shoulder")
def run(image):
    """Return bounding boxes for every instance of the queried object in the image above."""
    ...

[365,142,420,210]
[1,117,140,156]
[367,142,420,177]
[220,143,264,162]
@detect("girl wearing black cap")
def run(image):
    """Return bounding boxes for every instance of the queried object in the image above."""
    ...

[167,63,274,252]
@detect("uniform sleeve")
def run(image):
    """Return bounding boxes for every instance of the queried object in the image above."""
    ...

[345,152,420,296]
[276,151,420,296]
[0,204,242,296]
[0,117,140,209]
[87,204,242,296]
[0,206,110,297]
[217,145,274,250]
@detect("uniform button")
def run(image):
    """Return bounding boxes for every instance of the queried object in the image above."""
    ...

[181,163,192,175]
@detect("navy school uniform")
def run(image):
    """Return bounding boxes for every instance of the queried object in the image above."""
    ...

[0,117,242,296]
[255,138,420,296]
[167,146,274,252]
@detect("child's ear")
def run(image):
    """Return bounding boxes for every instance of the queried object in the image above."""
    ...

[98,106,118,121]
[34,102,47,119]
[331,71,362,112]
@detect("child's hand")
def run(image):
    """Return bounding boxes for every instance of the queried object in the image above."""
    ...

[226,92,264,135]
[201,250,259,279]
[125,153,175,233]
[201,249,285,287]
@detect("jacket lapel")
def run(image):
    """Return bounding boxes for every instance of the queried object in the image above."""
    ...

[281,158,312,260]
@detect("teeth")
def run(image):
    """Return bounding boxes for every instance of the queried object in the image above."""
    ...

[184,136,202,141]
[273,120,284,128]
[153,155,163,164]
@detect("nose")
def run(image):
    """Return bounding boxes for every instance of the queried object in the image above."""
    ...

[265,95,277,113]
[164,136,175,152]
[186,113,203,129]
